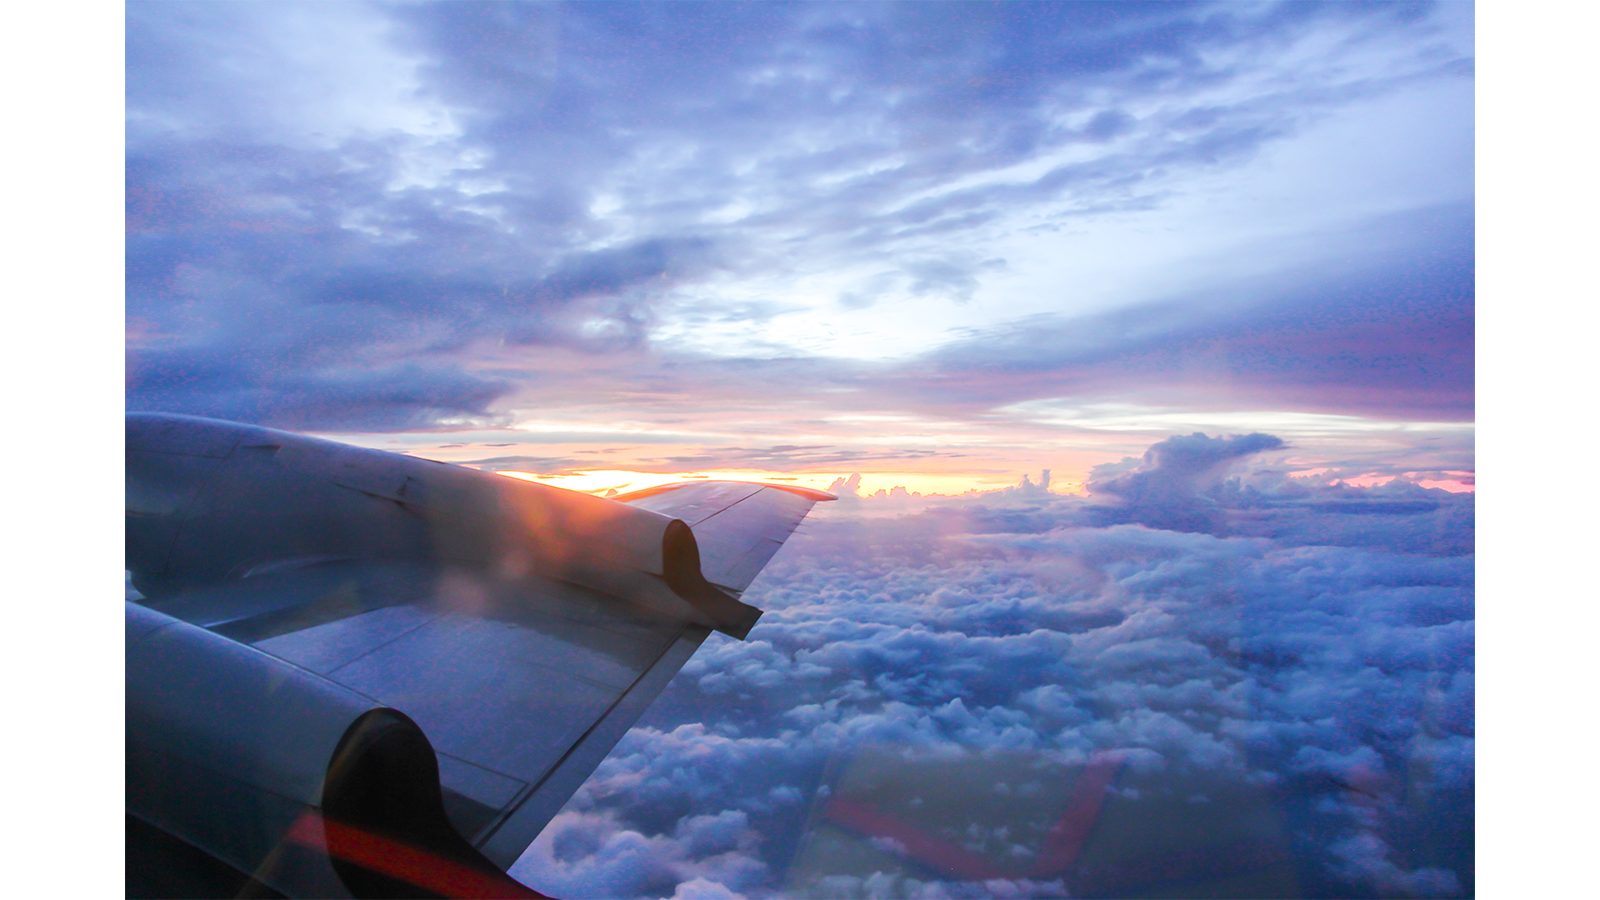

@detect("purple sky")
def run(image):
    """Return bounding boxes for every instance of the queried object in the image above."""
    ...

[126,1,1474,495]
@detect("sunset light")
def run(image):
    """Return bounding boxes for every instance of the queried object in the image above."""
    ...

[494,467,1075,498]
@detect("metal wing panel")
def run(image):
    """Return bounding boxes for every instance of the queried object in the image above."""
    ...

[139,558,704,863]
[479,624,710,868]
[140,559,438,643]
[622,482,829,592]
[254,603,440,675]
[622,481,766,526]
[693,487,817,591]
[319,615,632,778]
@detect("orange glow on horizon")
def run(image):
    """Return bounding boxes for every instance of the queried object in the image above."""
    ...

[491,467,1087,498]
[1329,472,1475,493]
[488,466,1478,498]
[1414,479,1474,493]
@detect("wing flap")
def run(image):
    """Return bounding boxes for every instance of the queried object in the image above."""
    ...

[138,558,706,864]
[479,624,710,867]
[141,559,436,644]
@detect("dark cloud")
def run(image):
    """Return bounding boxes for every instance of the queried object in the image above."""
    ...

[126,343,516,432]
[1222,479,1475,558]
[511,435,1472,898]
[124,132,716,424]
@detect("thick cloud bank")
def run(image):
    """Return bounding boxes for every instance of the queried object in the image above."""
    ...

[512,435,1473,899]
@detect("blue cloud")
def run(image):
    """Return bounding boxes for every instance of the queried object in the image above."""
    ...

[509,434,1472,899]
[1088,431,1288,529]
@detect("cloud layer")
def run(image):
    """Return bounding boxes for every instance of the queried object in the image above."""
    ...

[511,434,1473,898]
[128,1,1473,448]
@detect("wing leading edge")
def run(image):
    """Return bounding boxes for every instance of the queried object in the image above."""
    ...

[125,414,833,897]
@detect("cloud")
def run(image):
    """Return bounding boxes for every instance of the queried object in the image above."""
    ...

[1327,833,1462,899]
[865,201,1475,423]
[512,807,766,900]
[456,455,588,474]
[126,349,515,432]
[1087,431,1287,530]
[128,2,1472,432]
[645,446,950,471]
[510,435,1472,899]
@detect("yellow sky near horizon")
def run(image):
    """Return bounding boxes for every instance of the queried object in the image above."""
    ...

[492,467,1080,498]
[486,465,1472,498]
[325,410,1476,500]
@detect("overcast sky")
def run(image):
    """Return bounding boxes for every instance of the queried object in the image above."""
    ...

[126,0,1474,495]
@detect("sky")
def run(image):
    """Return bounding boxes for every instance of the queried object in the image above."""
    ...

[126,0,1475,497]
[121,3,1484,898]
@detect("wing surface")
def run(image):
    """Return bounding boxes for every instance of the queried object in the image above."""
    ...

[617,481,834,594]
[126,414,835,890]
[140,558,709,870]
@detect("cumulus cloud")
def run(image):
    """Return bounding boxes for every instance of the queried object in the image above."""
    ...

[513,807,767,900]
[511,433,1472,899]
[1087,431,1287,531]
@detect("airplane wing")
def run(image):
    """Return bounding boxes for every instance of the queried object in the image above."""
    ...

[125,414,832,899]
[616,480,835,596]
